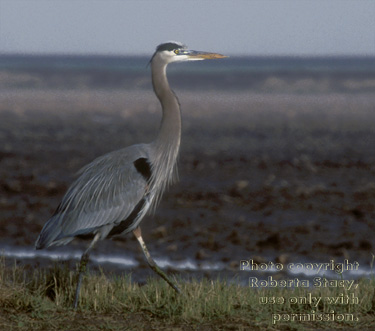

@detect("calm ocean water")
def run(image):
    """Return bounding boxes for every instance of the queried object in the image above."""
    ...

[0,55,374,92]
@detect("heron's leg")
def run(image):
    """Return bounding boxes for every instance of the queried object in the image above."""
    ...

[73,233,100,309]
[133,226,181,294]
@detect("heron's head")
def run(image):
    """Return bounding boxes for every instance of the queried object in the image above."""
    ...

[150,41,227,65]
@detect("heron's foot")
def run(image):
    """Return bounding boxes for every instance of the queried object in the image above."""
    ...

[170,281,181,294]
[133,226,181,294]
[73,272,84,309]
[150,263,181,294]
[72,233,100,309]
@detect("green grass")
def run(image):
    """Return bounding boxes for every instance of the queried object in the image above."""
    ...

[1,257,375,330]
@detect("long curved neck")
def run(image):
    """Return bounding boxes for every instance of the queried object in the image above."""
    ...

[150,59,181,190]
[152,61,181,153]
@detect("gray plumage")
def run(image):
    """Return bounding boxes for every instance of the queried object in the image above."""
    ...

[36,144,152,248]
[35,41,226,308]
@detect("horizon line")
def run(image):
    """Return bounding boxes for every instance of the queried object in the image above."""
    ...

[0,51,374,58]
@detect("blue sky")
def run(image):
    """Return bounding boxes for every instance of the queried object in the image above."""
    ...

[0,0,374,56]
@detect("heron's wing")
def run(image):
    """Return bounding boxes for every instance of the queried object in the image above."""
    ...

[36,144,152,248]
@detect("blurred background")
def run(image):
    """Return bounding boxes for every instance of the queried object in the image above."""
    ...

[0,0,374,283]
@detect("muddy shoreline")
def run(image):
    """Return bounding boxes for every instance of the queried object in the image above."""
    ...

[1,89,374,281]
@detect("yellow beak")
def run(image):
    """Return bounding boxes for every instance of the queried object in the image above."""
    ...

[187,51,228,60]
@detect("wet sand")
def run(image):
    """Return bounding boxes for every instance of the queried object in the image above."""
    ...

[1,89,375,281]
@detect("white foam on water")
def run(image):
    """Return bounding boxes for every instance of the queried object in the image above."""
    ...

[1,246,374,279]
[0,246,138,268]
[0,246,226,271]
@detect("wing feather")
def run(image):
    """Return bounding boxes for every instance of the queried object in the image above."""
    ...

[36,144,152,248]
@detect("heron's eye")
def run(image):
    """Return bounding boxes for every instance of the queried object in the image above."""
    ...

[174,49,179,55]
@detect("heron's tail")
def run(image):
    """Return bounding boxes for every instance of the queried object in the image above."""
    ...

[35,215,62,249]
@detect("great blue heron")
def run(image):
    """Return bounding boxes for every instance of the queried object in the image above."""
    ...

[35,41,226,308]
